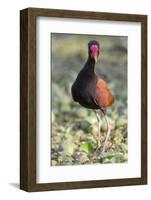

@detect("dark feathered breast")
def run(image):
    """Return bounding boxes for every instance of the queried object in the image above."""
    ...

[71,73,100,109]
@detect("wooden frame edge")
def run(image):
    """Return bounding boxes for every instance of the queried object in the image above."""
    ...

[20,8,36,191]
[20,8,29,191]
[141,15,147,185]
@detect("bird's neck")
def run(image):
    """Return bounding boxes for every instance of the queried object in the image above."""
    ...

[83,56,95,75]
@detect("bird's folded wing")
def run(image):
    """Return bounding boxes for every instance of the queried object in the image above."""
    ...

[95,79,114,108]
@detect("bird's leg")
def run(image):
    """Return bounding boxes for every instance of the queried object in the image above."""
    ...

[100,110,111,153]
[94,110,102,151]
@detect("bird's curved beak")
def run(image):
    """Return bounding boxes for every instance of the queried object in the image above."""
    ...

[93,54,98,63]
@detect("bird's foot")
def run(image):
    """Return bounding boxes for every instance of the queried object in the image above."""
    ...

[95,145,102,155]
[95,142,107,155]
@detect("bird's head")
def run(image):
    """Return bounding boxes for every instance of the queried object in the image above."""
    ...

[88,40,100,63]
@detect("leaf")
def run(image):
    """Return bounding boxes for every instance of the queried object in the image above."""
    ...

[79,153,89,164]
[120,143,128,153]
[77,108,88,118]
[51,160,58,166]
[112,153,125,163]
[100,152,115,163]
[100,152,126,163]
[51,112,55,123]
[80,141,94,153]
[62,140,76,155]
[116,118,127,127]
[80,121,92,133]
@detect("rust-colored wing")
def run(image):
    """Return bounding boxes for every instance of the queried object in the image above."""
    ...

[95,78,114,108]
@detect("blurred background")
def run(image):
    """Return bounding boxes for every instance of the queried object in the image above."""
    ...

[51,33,128,166]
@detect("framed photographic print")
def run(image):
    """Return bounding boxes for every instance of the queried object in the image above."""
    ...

[20,8,147,192]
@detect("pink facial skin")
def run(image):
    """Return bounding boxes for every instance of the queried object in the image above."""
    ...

[90,45,100,58]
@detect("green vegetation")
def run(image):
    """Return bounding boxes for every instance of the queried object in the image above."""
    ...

[51,34,128,166]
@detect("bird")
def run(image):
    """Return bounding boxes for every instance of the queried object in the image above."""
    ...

[71,40,114,153]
